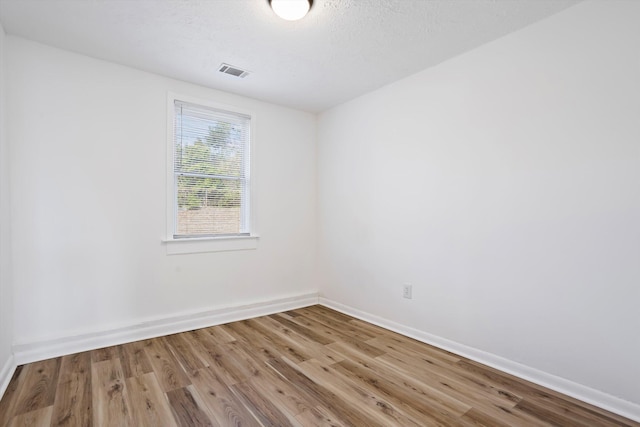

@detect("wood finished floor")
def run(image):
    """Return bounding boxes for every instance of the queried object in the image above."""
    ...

[0,305,637,427]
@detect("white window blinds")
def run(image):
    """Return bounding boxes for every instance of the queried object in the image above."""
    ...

[173,100,251,238]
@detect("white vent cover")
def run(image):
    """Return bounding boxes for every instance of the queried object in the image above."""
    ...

[218,63,250,78]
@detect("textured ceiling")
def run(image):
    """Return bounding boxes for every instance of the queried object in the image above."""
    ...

[0,0,580,112]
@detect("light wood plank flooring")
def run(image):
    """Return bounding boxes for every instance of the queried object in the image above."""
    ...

[0,305,637,426]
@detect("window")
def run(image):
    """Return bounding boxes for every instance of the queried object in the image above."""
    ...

[166,94,256,253]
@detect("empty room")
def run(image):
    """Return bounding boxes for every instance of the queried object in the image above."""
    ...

[0,0,638,425]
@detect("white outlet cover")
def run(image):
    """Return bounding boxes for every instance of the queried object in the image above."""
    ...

[403,284,413,299]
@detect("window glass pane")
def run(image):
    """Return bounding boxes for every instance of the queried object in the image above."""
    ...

[173,99,250,238]
[176,176,244,236]
[175,119,246,178]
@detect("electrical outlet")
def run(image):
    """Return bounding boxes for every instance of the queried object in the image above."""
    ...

[403,283,412,299]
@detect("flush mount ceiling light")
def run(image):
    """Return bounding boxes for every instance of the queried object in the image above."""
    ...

[269,0,312,21]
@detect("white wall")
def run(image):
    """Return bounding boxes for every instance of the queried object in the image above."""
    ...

[6,37,317,346]
[318,0,639,406]
[0,21,14,385]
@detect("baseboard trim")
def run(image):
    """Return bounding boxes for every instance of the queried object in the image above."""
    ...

[319,297,640,423]
[13,292,319,365]
[0,353,16,401]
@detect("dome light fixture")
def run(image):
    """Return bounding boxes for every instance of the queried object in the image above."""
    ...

[270,0,312,21]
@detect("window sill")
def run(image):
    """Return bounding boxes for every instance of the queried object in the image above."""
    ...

[163,235,259,255]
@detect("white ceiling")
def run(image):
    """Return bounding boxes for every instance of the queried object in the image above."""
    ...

[0,0,580,113]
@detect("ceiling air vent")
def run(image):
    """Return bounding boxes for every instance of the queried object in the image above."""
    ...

[218,63,250,78]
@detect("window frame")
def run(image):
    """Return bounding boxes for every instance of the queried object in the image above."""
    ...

[164,92,258,254]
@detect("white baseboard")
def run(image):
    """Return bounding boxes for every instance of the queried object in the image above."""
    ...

[13,292,319,365]
[0,353,16,400]
[319,297,640,423]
